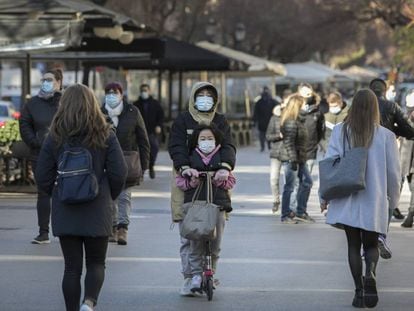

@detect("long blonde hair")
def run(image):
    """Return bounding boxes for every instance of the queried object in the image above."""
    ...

[49,84,111,148]
[343,89,380,148]
[281,94,305,126]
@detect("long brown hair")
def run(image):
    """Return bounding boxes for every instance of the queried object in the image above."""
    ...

[49,84,110,148]
[281,94,305,126]
[343,89,380,148]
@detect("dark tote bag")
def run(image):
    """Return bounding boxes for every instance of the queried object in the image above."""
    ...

[319,131,368,201]
[123,150,142,187]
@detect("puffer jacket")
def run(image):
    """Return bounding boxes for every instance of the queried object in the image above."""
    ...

[266,105,283,159]
[277,112,308,164]
[182,151,233,212]
[304,106,325,160]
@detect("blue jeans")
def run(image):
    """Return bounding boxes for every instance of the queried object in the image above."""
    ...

[281,163,313,219]
[112,189,132,228]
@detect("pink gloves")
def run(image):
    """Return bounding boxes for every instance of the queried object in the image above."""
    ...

[214,169,230,182]
[181,168,199,178]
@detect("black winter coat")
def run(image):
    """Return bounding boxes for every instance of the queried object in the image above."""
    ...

[277,113,308,164]
[168,112,236,171]
[266,114,283,159]
[253,96,279,132]
[133,96,164,134]
[35,131,127,237]
[102,103,150,172]
[183,151,232,212]
[377,96,414,139]
[19,93,61,160]
[304,107,325,160]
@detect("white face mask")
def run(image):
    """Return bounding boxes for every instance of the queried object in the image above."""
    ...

[329,106,341,114]
[198,140,216,154]
[406,93,414,108]
[195,96,214,112]
[141,91,149,100]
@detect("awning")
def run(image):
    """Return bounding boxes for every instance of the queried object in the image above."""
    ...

[80,37,231,71]
[196,41,286,75]
[342,65,379,82]
[277,61,355,84]
[0,0,144,53]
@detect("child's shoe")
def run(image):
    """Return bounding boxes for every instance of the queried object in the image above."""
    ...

[190,274,202,293]
[179,278,194,296]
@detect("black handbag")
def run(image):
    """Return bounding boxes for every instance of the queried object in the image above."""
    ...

[123,150,142,187]
[319,130,368,201]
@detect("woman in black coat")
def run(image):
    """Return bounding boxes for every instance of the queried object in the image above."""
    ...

[19,68,63,244]
[35,84,127,311]
[101,82,150,245]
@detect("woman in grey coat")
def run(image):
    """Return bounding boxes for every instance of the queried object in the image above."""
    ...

[321,89,400,309]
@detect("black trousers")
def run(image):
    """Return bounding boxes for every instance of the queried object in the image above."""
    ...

[59,236,108,311]
[148,133,159,168]
[31,160,51,234]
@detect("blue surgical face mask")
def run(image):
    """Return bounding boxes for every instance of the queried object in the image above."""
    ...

[195,96,214,112]
[105,94,121,108]
[198,140,216,154]
[41,81,54,93]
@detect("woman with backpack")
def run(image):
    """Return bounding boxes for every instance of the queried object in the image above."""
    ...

[35,84,127,311]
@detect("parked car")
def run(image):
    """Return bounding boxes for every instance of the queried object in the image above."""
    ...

[0,101,19,126]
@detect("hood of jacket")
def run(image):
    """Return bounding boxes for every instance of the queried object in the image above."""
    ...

[272,105,282,117]
[188,81,219,125]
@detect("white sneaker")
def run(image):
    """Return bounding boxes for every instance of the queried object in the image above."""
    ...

[191,275,202,292]
[179,278,194,296]
[79,303,93,311]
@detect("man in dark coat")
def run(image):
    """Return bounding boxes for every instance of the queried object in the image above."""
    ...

[253,86,279,152]
[369,78,414,260]
[133,84,164,179]
[19,68,63,244]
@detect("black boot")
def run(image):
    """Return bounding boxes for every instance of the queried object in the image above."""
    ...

[352,276,365,308]
[401,211,414,228]
[393,207,404,220]
[364,263,378,308]
[352,288,364,308]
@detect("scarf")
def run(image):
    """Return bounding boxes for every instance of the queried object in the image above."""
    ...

[105,101,124,128]
[38,89,56,100]
[195,144,221,165]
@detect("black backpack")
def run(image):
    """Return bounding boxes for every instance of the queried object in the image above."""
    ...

[56,144,99,204]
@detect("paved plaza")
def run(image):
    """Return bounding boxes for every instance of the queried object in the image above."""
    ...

[1,146,414,311]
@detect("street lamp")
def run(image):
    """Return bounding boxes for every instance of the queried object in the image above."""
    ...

[234,22,246,49]
[205,18,217,42]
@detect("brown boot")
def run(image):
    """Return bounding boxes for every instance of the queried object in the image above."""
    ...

[117,227,128,245]
[108,226,118,243]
